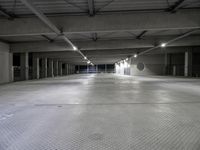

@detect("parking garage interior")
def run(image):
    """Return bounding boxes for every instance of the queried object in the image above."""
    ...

[0,0,200,149]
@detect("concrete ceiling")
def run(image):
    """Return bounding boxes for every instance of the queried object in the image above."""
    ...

[0,0,200,64]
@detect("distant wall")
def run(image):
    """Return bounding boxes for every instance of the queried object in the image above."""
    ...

[130,54,165,76]
[0,42,12,84]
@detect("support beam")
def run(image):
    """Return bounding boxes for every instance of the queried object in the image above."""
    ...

[167,0,185,13]
[41,58,47,78]
[66,64,69,75]
[164,53,170,75]
[92,33,98,41]
[41,35,54,43]
[53,60,58,76]
[184,51,192,77]
[137,29,200,57]
[0,6,14,19]
[58,62,63,76]
[136,30,147,39]
[20,52,29,80]
[19,0,77,49]
[0,10,200,36]
[32,55,40,79]
[10,35,200,53]
[19,0,90,64]
[87,0,95,16]
[47,58,54,77]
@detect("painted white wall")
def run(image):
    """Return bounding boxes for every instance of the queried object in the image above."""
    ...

[130,54,165,76]
[0,42,12,84]
[115,59,131,75]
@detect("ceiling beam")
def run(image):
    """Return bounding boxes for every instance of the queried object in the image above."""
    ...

[0,6,14,19]
[136,29,200,56]
[167,0,185,13]
[87,0,95,16]
[10,35,200,53]
[136,30,147,39]
[92,33,98,41]
[41,35,54,42]
[19,0,91,63]
[0,9,199,37]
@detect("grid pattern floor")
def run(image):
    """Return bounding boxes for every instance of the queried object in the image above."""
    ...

[0,74,200,150]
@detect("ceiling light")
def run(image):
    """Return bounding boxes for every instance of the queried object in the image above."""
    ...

[73,46,78,51]
[161,43,166,48]
[87,60,90,64]
[134,54,138,58]
[126,58,128,61]
[84,56,87,60]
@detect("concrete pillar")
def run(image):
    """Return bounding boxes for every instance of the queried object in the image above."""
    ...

[9,53,14,82]
[53,60,58,76]
[96,65,98,73]
[47,58,54,77]
[67,64,69,75]
[77,65,80,74]
[63,64,67,75]
[72,65,75,74]
[184,51,192,77]
[33,55,40,79]
[164,53,170,75]
[58,62,62,76]
[20,52,29,80]
[69,65,71,74]
[173,65,176,76]
[41,58,47,78]
[87,65,89,74]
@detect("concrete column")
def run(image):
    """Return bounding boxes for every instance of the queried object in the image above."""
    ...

[173,65,176,76]
[63,64,67,75]
[33,55,40,79]
[47,58,54,77]
[87,65,89,74]
[67,64,69,75]
[184,51,192,77]
[41,58,47,78]
[96,65,98,73]
[9,53,14,82]
[69,65,71,74]
[77,65,80,74]
[72,65,75,74]
[53,60,58,76]
[58,62,63,76]
[164,53,170,75]
[20,52,29,80]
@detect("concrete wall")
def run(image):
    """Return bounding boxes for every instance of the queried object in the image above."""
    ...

[130,54,165,76]
[115,59,131,75]
[0,42,12,84]
[115,54,165,76]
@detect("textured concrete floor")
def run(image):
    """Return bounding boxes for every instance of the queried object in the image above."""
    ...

[1,74,200,150]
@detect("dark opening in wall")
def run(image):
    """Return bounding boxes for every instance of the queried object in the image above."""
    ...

[76,64,114,74]
[13,53,20,81]
[169,53,184,76]
[193,53,200,77]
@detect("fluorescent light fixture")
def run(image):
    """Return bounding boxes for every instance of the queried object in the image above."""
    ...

[87,60,90,64]
[134,54,138,58]
[84,56,87,60]
[161,43,166,47]
[73,46,78,51]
